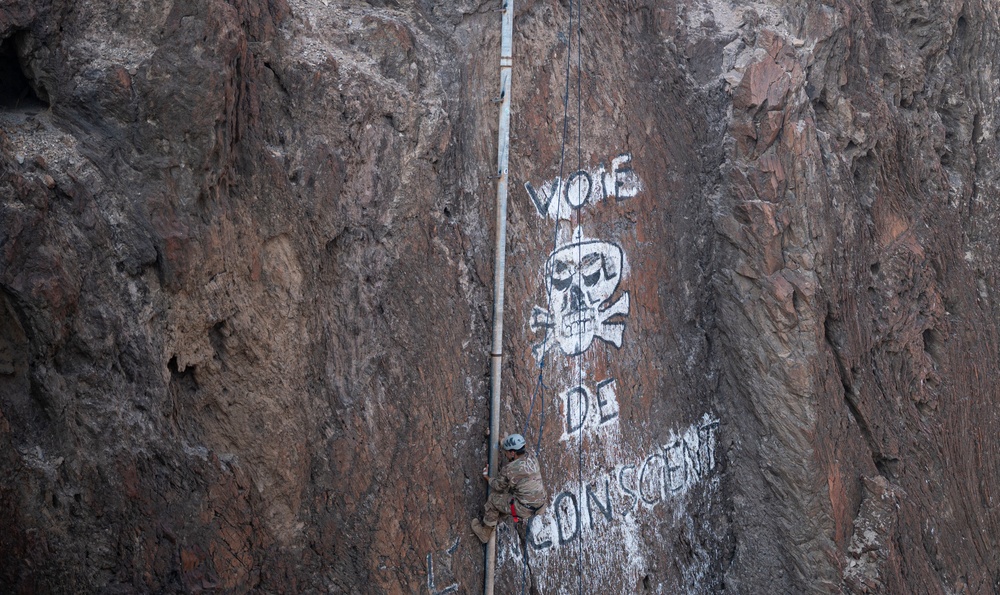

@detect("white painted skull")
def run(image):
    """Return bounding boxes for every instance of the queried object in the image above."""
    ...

[531,228,630,358]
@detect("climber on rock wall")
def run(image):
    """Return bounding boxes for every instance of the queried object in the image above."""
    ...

[471,433,548,544]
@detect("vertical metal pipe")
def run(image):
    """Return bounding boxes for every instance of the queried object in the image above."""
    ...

[485,1,514,594]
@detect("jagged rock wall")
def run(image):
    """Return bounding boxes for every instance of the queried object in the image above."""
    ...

[2,0,1000,593]
[716,1,1000,591]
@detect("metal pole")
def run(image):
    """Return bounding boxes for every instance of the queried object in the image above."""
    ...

[485,1,514,594]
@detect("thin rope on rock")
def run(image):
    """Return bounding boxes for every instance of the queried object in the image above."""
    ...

[573,1,586,592]
[518,0,580,593]
[521,0,577,454]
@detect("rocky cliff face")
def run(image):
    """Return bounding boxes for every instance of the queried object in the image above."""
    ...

[2,0,1000,592]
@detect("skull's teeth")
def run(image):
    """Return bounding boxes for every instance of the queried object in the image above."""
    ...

[561,317,594,338]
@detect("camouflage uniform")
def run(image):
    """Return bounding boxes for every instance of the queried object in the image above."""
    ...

[483,453,547,526]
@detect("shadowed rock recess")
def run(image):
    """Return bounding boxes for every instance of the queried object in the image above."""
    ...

[2,0,1000,592]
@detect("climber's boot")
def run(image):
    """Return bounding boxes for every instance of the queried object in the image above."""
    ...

[471,518,495,544]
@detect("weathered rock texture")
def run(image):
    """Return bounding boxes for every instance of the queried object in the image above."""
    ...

[2,0,1000,593]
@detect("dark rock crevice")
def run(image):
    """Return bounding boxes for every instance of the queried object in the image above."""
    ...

[0,33,48,111]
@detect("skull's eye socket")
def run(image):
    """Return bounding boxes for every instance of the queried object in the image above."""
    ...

[552,260,571,275]
[550,260,573,289]
[552,276,573,291]
[579,253,604,286]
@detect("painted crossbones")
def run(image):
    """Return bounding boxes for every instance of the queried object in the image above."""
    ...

[530,227,630,360]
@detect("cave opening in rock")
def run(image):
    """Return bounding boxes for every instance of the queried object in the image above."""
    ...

[0,34,48,112]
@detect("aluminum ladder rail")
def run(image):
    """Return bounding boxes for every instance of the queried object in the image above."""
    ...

[485,1,514,594]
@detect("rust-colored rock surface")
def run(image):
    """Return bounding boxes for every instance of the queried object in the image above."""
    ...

[2,0,1000,592]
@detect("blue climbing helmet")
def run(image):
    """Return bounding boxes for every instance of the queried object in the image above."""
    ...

[502,433,526,451]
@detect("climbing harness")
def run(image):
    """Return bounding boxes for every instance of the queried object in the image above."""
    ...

[509,498,543,524]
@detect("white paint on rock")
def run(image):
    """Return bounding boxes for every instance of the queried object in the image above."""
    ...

[530,227,631,361]
[513,414,720,593]
[558,378,621,443]
[510,147,723,591]
[524,154,642,220]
